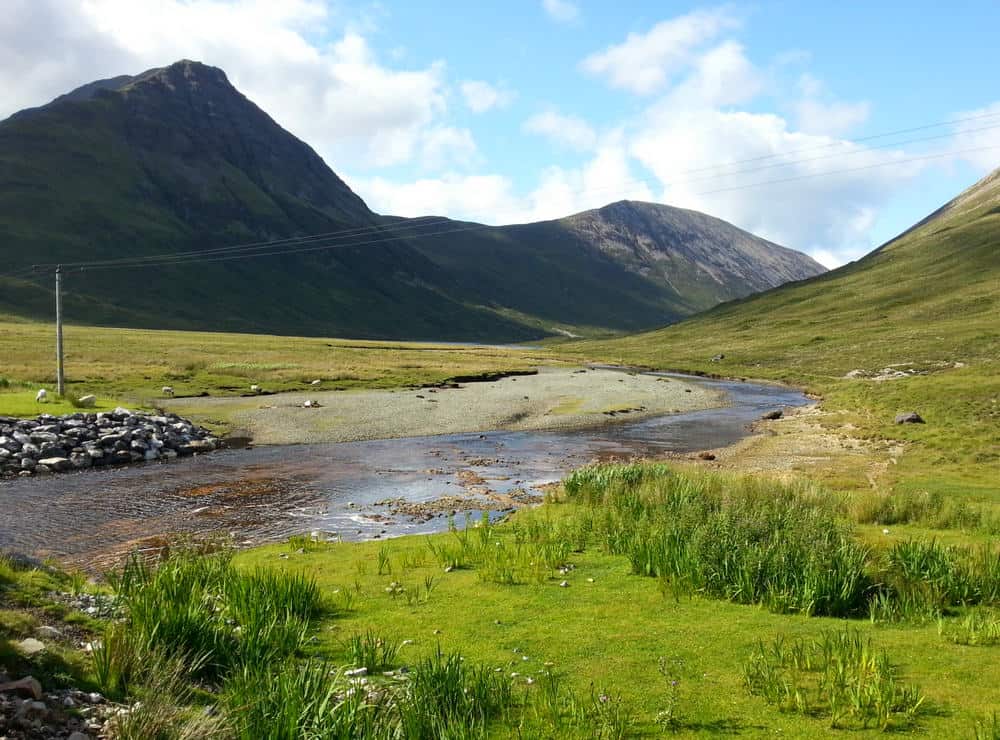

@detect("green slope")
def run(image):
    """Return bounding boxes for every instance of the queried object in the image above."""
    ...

[568,166,1000,497]
[0,60,822,341]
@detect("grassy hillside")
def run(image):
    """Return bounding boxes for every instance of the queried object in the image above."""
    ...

[565,167,1000,501]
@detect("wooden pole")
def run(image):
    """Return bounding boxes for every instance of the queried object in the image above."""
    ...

[56,265,65,396]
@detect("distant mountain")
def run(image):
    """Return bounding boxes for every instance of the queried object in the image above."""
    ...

[0,60,825,341]
[575,163,1000,376]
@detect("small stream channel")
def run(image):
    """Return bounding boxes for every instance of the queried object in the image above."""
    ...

[0,374,809,570]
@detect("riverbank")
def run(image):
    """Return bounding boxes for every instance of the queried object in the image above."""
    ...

[166,366,725,444]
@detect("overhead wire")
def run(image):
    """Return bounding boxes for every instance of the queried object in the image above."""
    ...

[29,141,999,274]
[7,107,1000,276]
[677,108,1000,174]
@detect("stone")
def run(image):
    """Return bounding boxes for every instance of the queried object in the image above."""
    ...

[0,676,43,699]
[697,451,716,460]
[895,412,925,424]
[38,457,73,472]
[67,732,91,740]
[761,409,783,420]
[35,625,63,640]
[345,667,368,677]
[76,395,97,408]
[15,638,46,657]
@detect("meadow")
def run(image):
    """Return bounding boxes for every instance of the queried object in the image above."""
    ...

[6,463,1000,737]
[0,317,549,416]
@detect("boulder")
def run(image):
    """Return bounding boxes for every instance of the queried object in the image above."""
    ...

[0,676,43,699]
[76,394,97,408]
[38,457,73,472]
[761,409,783,420]
[895,412,925,424]
[15,638,47,656]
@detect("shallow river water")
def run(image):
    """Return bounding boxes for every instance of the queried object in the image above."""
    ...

[0,373,809,569]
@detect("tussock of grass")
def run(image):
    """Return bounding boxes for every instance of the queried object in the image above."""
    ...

[106,551,324,682]
[565,463,871,617]
[743,629,925,730]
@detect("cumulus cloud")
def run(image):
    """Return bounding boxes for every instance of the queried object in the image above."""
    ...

[419,126,481,170]
[0,0,460,170]
[792,74,870,136]
[629,107,921,262]
[581,7,740,95]
[542,0,579,24]
[350,134,653,226]
[950,101,1000,172]
[460,80,514,113]
[523,111,598,151]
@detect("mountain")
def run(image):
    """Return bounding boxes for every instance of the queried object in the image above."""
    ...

[0,60,824,341]
[572,164,1000,377]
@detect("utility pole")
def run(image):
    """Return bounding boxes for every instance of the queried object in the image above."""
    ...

[55,265,65,396]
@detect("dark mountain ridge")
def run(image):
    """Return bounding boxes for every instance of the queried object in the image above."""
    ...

[0,60,824,341]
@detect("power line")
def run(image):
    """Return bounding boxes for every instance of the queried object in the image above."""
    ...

[678,108,1000,175]
[40,142,1000,274]
[679,120,1000,183]
[7,105,999,277]
[40,215,451,269]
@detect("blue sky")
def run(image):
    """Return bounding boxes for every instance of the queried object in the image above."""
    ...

[4,1,999,266]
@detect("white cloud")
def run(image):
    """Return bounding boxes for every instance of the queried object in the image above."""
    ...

[350,173,523,223]
[580,8,740,95]
[523,111,598,151]
[629,108,922,264]
[460,80,514,113]
[542,0,579,24]
[951,101,1000,172]
[794,99,871,137]
[0,0,460,171]
[420,126,481,170]
[664,40,761,109]
[792,74,870,136]
[350,135,653,226]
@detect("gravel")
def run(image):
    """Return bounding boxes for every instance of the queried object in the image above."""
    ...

[174,366,725,445]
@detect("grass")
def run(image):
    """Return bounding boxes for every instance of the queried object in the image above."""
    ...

[559,168,999,507]
[0,554,100,692]
[0,319,553,418]
[221,463,1000,736]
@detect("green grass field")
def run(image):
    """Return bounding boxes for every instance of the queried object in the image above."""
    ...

[0,318,551,417]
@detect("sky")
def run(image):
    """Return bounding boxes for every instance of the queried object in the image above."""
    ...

[3,1,999,268]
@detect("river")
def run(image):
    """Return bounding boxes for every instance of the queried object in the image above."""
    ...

[0,373,809,570]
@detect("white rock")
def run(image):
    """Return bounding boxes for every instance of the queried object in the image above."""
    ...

[15,638,46,656]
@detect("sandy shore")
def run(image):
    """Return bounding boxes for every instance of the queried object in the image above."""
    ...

[169,366,725,445]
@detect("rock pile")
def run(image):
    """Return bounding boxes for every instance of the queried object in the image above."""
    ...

[0,408,220,479]
[0,674,114,739]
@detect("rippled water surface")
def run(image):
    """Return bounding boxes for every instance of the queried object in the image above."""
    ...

[0,374,808,569]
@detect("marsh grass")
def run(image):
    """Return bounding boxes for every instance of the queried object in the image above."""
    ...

[106,550,324,681]
[850,489,1000,535]
[975,711,1000,740]
[565,463,872,617]
[938,608,1000,646]
[347,629,400,672]
[398,647,514,738]
[743,629,925,730]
